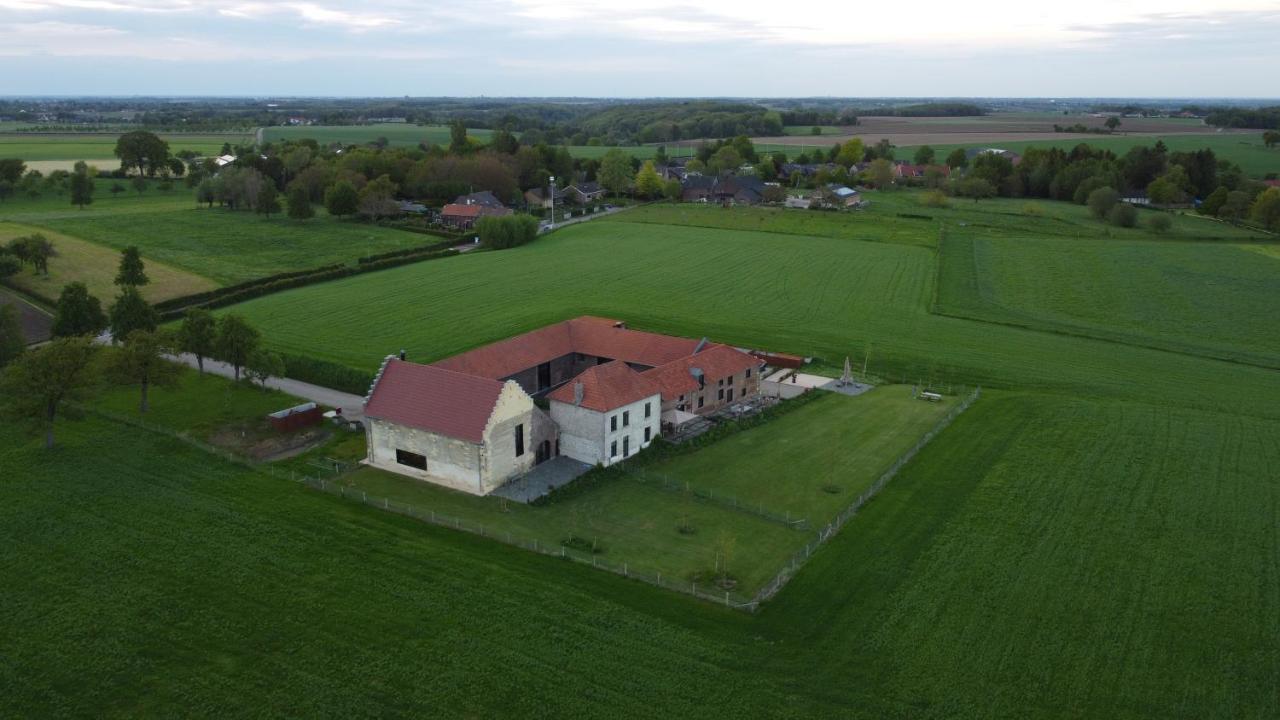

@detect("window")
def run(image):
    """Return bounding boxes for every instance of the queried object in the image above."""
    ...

[644,427,651,443]
[515,424,525,457]
[718,388,725,400]
[623,411,630,427]
[611,440,618,458]
[697,395,705,408]
[718,378,724,387]
[727,388,734,402]
[728,375,734,386]
[746,367,752,378]
[610,415,617,432]
[623,436,630,457]
[395,449,427,471]
[644,402,651,418]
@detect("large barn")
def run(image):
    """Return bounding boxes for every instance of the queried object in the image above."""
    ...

[363,317,764,494]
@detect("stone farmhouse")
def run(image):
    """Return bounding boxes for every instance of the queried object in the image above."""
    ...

[363,317,762,494]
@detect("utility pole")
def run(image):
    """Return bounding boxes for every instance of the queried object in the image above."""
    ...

[549,175,556,229]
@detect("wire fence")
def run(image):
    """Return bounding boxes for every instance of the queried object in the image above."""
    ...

[623,467,810,530]
[748,386,981,607]
[85,386,980,613]
[299,475,760,610]
[84,405,758,609]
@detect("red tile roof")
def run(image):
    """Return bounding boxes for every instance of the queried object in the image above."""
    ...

[642,344,762,400]
[433,317,699,380]
[364,359,505,443]
[441,203,484,218]
[546,361,660,412]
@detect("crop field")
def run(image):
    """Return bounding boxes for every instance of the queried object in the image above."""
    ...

[936,230,1280,367]
[0,221,217,304]
[6,386,1278,717]
[0,131,253,162]
[217,199,1280,420]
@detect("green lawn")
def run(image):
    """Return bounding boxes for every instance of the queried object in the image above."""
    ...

[33,206,431,285]
[0,132,253,162]
[339,387,951,596]
[646,387,954,525]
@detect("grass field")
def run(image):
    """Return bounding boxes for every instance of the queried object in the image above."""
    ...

[0,131,253,162]
[0,221,217,303]
[36,206,429,284]
[6,184,1280,716]
[5,388,1277,717]
[261,123,494,147]
[937,230,1280,367]
[215,199,1280,420]
[902,133,1280,179]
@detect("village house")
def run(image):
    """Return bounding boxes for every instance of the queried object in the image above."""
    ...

[363,317,764,492]
[562,182,606,205]
[453,190,507,209]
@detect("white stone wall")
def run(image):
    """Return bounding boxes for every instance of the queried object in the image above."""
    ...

[551,393,661,467]
[549,400,605,466]
[481,381,540,491]
[365,418,485,494]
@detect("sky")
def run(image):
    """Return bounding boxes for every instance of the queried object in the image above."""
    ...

[1,0,1279,97]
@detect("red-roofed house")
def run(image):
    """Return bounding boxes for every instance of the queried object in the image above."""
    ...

[547,362,662,466]
[363,317,766,493]
[363,358,556,494]
[440,202,513,229]
[642,344,762,420]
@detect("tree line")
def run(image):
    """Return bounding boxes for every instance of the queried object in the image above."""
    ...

[0,247,282,449]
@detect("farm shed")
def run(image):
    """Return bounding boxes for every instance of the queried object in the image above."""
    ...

[267,402,322,432]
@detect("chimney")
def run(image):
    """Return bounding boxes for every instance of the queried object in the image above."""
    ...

[573,381,584,406]
[399,349,406,361]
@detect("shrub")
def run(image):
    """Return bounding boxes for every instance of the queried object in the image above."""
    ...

[1108,203,1138,228]
[919,190,950,208]
[1087,186,1120,220]
[1147,213,1173,234]
[279,353,374,395]
[476,214,539,249]
[560,535,605,554]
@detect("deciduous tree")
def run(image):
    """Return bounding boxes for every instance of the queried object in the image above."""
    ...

[51,282,106,338]
[945,148,968,169]
[256,184,281,218]
[69,171,94,209]
[109,329,179,413]
[1251,187,1280,231]
[324,180,359,218]
[245,348,284,390]
[177,308,217,373]
[0,336,98,449]
[286,186,314,220]
[913,145,936,165]
[114,130,171,177]
[1087,186,1120,219]
[215,314,259,381]
[598,149,634,196]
